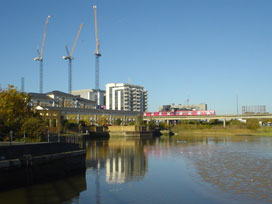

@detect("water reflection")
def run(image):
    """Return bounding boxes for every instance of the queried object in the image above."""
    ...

[167,135,272,203]
[0,174,86,204]
[2,136,272,204]
[86,138,150,184]
[194,151,272,202]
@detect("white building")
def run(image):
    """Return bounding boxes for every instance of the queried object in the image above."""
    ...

[106,83,148,112]
[71,89,105,107]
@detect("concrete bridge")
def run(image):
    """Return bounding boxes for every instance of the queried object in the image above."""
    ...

[143,114,272,127]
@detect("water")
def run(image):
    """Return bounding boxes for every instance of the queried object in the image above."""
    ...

[1,135,272,204]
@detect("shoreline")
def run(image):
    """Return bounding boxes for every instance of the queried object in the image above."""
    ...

[172,127,272,137]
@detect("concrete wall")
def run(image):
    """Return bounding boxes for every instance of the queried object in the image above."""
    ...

[108,126,137,132]
[0,143,86,191]
[0,143,81,160]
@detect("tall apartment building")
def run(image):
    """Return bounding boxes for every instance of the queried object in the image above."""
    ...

[106,83,148,112]
[71,89,105,106]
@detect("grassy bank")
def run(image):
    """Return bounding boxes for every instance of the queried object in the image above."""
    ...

[171,119,272,136]
[172,126,272,137]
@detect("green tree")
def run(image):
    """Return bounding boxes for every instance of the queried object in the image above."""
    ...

[22,117,46,140]
[136,115,144,126]
[209,119,222,125]
[228,119,245,128]
[246,119,260,130]
[128,121,135,126]
[97,116,107,126]
[159,121,168,130]
[147,120,156,129]
[115,118,122,126]
[0,85,46,140]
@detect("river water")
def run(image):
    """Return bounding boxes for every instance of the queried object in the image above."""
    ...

[1,135,272,204]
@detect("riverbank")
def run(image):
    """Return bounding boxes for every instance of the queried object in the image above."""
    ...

[0,143,86,190]
[173,127,272,136]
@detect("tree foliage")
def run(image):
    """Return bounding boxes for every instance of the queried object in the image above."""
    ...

[115,118,122,126]
[0,85,46,140]
[136,115,144,126]
[147,120,156,129]
[209,119,222,125]
[159,121,168,130]
[97,116,107,126]
[245,119,260,130]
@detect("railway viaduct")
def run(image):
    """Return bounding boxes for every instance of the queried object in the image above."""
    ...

[143,114,272,127]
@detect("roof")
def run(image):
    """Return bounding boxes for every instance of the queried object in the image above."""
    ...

[46,90,77,98]
[28,93,51,100]
[72,89,105,93]
[77,97,96,104]
[36,106,141,116]
[106,83,144,89]
[47,90,96,104]
[29,90,96,104]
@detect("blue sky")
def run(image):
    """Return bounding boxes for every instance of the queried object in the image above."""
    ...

[0,0,272,114]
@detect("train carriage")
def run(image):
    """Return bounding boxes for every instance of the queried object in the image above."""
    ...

[143,110,216,117]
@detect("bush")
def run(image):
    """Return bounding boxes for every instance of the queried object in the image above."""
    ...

[128,120,135,125]
[136,115,144,126]
[246,119,260,130]
[147,120,156,129]
[209,119,222,125]
[115,118,122,126]
[159,122,168,130]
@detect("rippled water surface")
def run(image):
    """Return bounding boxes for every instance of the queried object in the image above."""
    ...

[1,135,272,204]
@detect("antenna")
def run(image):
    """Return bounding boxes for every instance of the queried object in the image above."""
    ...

[21,77,24,92]
[236,92,239,115]
[186,95,190,105]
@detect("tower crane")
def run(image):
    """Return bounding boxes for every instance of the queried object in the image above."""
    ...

[34,15,50,93]
[63,24,84,94]
[93,5,101,90]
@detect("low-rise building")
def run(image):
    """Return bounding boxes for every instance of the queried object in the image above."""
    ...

[71,89,105,107]
[29,90,96,109]
[36,106,141,130]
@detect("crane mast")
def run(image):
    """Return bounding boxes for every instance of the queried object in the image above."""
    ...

[93,5,101,90]
[34,15,50,93]
[63,24,84,94]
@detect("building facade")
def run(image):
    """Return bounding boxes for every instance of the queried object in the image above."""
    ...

[71,89,105,107]
[29,90,96,109]
[106,83,148,112]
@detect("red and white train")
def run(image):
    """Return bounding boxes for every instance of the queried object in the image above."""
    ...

[143,110,216,117]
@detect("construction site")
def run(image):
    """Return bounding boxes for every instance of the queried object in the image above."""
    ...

[33,5,102,95]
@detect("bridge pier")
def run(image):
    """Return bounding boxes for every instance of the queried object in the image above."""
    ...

[223,118,226,128]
